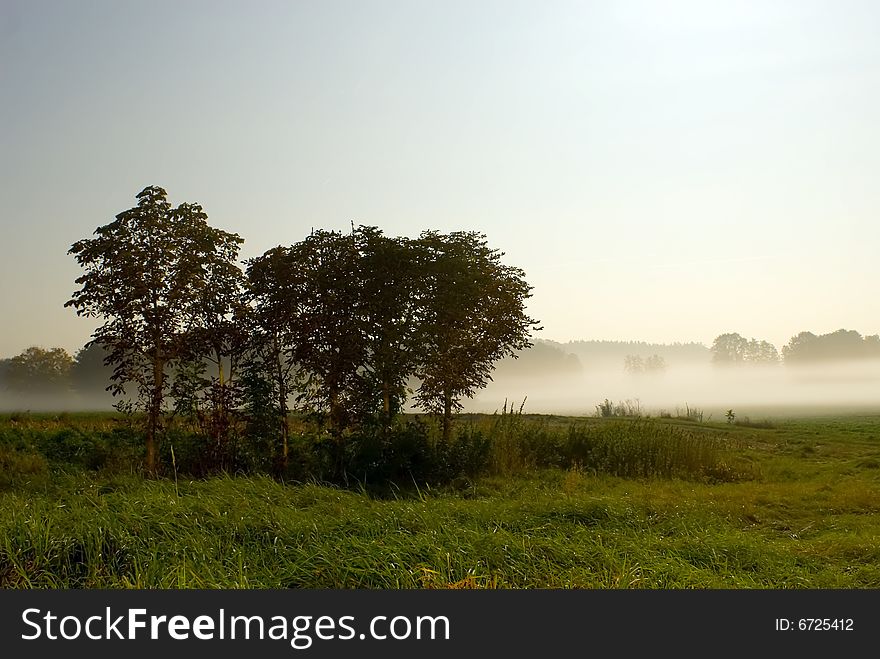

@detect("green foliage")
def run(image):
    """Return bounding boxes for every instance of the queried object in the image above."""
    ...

[483,410,747,482]
[0,446,47,489]
[244,227,540,449]
[284,420,491,489]
[0,416,141,474]
[595,398,642,418]
[66,186,245,473]
[414,231,540,439]
[64,188,542,474]
[2,414,880,588]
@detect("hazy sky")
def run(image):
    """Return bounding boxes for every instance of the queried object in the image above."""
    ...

[2,0,879,358]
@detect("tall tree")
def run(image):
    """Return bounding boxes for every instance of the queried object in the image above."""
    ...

[66,186,243,474]
[355,227,425,425]
[174,240,250,469]
[414,231,540,441]
[244,246,306,470]
[247,231,369,433]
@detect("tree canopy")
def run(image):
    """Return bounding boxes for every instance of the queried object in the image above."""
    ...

[413,231,540,439]
[711,333,779,366]
[66,187,540,474]
[66,186,244,473]
[245,227,540,443]
[782,329,880,363]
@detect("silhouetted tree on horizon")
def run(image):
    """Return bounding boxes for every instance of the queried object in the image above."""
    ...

[0,347,75,410]
[711,333,779,366]
[782,329,880,363]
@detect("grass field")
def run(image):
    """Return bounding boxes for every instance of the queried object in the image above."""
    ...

[1,411,878,588]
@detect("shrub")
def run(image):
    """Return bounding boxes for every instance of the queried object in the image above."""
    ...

[281,419,491,489]
[595,399,642,418]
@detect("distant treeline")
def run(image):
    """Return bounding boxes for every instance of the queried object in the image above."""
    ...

[0,344,113,411]
[491,340,583,378]
[711,330,880,366]
[503,330,880,375]
[1,340,584,409]
[544,340,711,369]
[782,330,880,363]
[5,329,879,409]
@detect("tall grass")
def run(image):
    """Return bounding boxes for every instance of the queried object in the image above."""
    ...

[1,413,879,588]
[1,466,877,589]
[0,408,749,487]
[478,403,749,482]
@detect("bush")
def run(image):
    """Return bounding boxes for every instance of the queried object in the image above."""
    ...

[281,419,491,489]
[595,399,642,418]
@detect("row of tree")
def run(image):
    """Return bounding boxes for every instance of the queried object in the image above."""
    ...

[0,344,113,408]
[0,347,76,395]
[710,333,781,365]
[65,186,540,473]
[783,330,880,363]
[710,330,880,366]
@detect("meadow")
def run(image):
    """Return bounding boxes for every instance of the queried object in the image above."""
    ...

[1,410,878,588]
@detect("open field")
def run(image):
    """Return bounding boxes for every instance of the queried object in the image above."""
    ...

[1,411,878,588]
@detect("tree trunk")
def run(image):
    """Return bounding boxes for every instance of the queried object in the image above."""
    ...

[146,356,165,476]
[382,380,391,425]
[329,387,341,432]
[442,391,453,443]
[276,355,289,473]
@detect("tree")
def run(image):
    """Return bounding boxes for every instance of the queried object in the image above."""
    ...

[645,354,667,372]
[3,346,74,395]
[624,354,666,374]
[414,231,540,441]
[781,331,817,364]
[246,228,539,449]
[71,342,114,397]
[712,333,780,366]
[173,236,250,470]
[711,333,749,365]
[245,248,298,471]
[744,339,779,365]
[355,227,425,425]
[66,186,244,474]
[247,231,369,435]
[623,354,645,374]
[782,329,877,363]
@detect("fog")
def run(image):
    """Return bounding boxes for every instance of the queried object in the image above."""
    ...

[3,357,880,420]
[469,360,880,419]
[0,391,116,414]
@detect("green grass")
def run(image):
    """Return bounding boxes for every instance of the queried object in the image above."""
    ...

[0,412,879,588]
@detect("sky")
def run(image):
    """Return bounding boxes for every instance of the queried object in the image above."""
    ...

[2,0,880,358]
